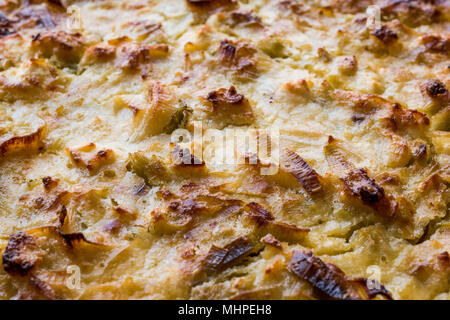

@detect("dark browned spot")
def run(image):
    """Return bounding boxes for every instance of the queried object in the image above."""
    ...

[207,86,244,105]
[370,25,398,44]
[42,176,58,191]
[437,251,450,265]
[243,202,309,242]
[288,250,393,300]
[244,202,275,226]
[338,55,358,75]
[421,34,449,55]
[388,103,430,130]
[168,199,202,216]
[58,206,67,228]
[202,236,257,275]
[325,138,398,218]
[420,79,449,101]
[116,44,150,69]
[31,31,87,64]
[351,113,366,123]
[171,144,205,167]
[414,144,427,160]
[3,232,39,276]
[0,11,15,37]
[57,230,102,248]
[261,234,282,249]
[218,39,257,74]
[229,11,263,28]
[103,219,122,233]
[281,149,322,194]
[156,189,175,200]
[343,168,385,204]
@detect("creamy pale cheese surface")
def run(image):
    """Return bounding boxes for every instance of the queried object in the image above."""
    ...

[0,0,448,300]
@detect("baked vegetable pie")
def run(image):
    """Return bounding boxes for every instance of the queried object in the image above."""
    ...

[0,0,448,300]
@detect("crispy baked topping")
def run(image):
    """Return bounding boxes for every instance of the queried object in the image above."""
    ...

[186,0,237,12]
[289,250,360,299]
[0,0,448,301]
[68,147,115,174]
[288,251,393,300]
[207,86,244,105]
[29,274,58,300]
[243,202,310,242]
[387,103,430,131]
[169,199,203,216]
[338,56,358,75]
[116,44,150,69]
[380,0,444,26]
[421,34,450,55]
[42,176,59,191]
[343,168,384,204]
[83,44,116,63]
[0,126,45,158]
[370,25,398,44]
[260,234,282,249]
[0,58,63,100]
[206,86,254,126]
[420,79,450,105]
[218,39,257,75]
[244,202,275,226]
[202,236,256,274]
[186,0,238,23]
[413,144,428,160]
[281,79,312,98]
[31,31,86,64]
[279,0,307,14]
[229,11,263,28]
[57,230,99,248]
[3,232,39,276]
[328,0,374,13]
[334,90,430,132]
[281,149,322,194]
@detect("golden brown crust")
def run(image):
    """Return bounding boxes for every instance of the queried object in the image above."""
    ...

[205,86,255,126]
[0,0,448,301]
[0,126,45,158]
[281,149,322,194]
[3,232,40,276]
[288,251,393,300]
